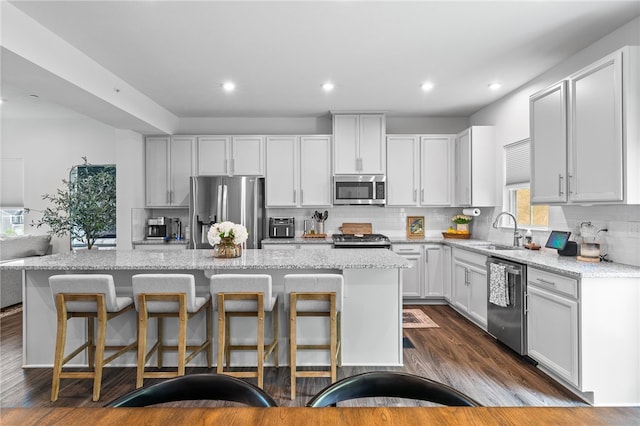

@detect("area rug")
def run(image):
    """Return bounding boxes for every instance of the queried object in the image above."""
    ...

[402,309,439,329]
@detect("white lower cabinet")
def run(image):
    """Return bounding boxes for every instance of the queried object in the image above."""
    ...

[441,245,452,302]
[527,267,579,387]
[394,244,443,301]
[451,248,487,328]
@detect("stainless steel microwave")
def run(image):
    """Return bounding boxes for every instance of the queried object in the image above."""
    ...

[333,175,386,205]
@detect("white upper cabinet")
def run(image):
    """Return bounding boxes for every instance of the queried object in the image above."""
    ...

[145,136,195,207]
[530,81,568,203]
[531,46,640,204]
[197,136,264,176]
[454,126,496,207]
[386,136,419,206]
[265,135,332,208]
[421,135,453,206]
[333,113,386,174]
[386,134,453,206]
[299,136,332,207]
[569,50,623,203]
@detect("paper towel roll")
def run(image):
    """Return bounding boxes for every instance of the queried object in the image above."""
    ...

[462,208,481,216]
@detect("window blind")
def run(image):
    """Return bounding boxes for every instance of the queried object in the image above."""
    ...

[505,139,530,185]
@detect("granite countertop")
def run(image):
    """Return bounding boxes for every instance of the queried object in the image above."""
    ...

[428,238,640,279]
[0,248,410,271]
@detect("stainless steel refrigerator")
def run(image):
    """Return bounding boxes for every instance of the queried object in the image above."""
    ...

[188,176,265,249]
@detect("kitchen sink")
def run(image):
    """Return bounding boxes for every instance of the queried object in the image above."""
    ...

[470,243,523,251]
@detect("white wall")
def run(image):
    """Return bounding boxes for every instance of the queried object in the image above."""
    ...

[470,17,640,266]
[1,98,130,252]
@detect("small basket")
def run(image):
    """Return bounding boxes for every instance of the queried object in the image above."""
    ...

[442,232,471,239]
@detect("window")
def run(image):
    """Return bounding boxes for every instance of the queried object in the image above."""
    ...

[504,139,548,229]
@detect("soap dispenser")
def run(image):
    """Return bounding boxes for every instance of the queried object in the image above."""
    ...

[525,229,532,245]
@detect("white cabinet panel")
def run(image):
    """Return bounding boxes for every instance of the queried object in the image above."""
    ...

[454,129,472,206]
[420,135,452,206]
[387,135,453,207]
[145,136,194,207]
[393,245,423,298]
[265,136,331,208]
[527,284,579,387]
[232,136,264,176]
[530,46,640,205]
[197,136,230,176]
[424,245,443,296]
[333,114,385,174]
[265,136,298,207]
[299,136,332,207]
[451,248,487,328]
[197,136,264,176]
[530,81,568,204]
[454,126,495,207]
[386,136,419,206]
[569,51,623,202]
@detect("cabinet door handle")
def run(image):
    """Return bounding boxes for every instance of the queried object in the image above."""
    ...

[536,278,556,286]
[293,190,297,203]
[414,189,417,202]
[524,293,528,314]
[421,189,424,203]
[300,189,303,204]
[558,174,564,196]
[167,190,171,205]
[425,250,429,263]
[568,174,573,195]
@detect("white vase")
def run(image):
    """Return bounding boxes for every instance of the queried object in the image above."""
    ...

[456,223,469,233]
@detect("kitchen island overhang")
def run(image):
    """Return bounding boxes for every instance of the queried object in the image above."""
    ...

[4,249,410,368]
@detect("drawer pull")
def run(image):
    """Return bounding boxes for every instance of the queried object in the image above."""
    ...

[537,278,556,286]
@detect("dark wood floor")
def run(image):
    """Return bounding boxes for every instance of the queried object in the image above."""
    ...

[0,304,586,408]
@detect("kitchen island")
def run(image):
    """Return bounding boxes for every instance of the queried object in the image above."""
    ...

[2,248,409,368]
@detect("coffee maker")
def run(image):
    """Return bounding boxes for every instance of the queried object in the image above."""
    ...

[147,217,169,240]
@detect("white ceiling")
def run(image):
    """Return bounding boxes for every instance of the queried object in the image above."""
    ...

[3,1,640,125]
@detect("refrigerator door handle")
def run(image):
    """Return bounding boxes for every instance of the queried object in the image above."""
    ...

[222,184,228,221]
[217,184,223,223]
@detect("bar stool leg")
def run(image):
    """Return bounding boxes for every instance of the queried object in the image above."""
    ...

[273,302,279,367]
[257,293,265,389]
[93,306,107,401]
[329,295,337,384]
[157,317,164,369]
[289,293,297,400]
[225,311,231,368]
[51,295,67,402]
[216,294,225,375]
[177,294,187,377]
[136,296,148,388]
[206,302,213,368]
[87,316,95,369]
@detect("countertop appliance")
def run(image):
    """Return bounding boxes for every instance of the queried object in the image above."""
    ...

[333,174,386,206]
[332,233,391,249]
[188,176,265,249]
[147,217,169,240]
[486,257,527,356]
[269,217,295,238]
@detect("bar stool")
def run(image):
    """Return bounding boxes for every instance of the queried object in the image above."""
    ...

[284,273,343,400]
[210,274,278,389]
[132,274,212,388]
[49,274,136,402]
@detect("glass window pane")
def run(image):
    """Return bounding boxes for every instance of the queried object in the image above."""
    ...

[515,188,531,225]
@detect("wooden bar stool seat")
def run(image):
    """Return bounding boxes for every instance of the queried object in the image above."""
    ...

[284,274,344,400]
[49,274,137,402]
[132,274,212,388]
[210,274,278,389]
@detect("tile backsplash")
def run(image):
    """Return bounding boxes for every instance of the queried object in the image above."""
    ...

[266,206,492,239]
[268,204,640,267]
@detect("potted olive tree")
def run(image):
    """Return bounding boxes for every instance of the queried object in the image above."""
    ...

[33,160,116,250]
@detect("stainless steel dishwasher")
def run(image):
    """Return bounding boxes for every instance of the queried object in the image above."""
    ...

[486,257,527,356]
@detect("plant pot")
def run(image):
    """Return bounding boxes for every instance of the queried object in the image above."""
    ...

[212,237,242,258]
[456,223,469,233]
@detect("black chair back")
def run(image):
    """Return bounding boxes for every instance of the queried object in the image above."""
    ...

[106,374,277,407]
[306,371,481,407]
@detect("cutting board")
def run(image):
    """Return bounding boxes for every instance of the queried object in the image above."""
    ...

[341,223,373,235]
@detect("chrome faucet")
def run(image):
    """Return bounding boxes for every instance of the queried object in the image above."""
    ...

[493,212,522,247]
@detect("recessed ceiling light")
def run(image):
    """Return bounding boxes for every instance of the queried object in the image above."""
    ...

[421,82,434,92]
[488,82,502,90]
[322,82,335,92]
[221,82,236,92]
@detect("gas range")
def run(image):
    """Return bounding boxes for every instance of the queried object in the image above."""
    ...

[332,233,391,249]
